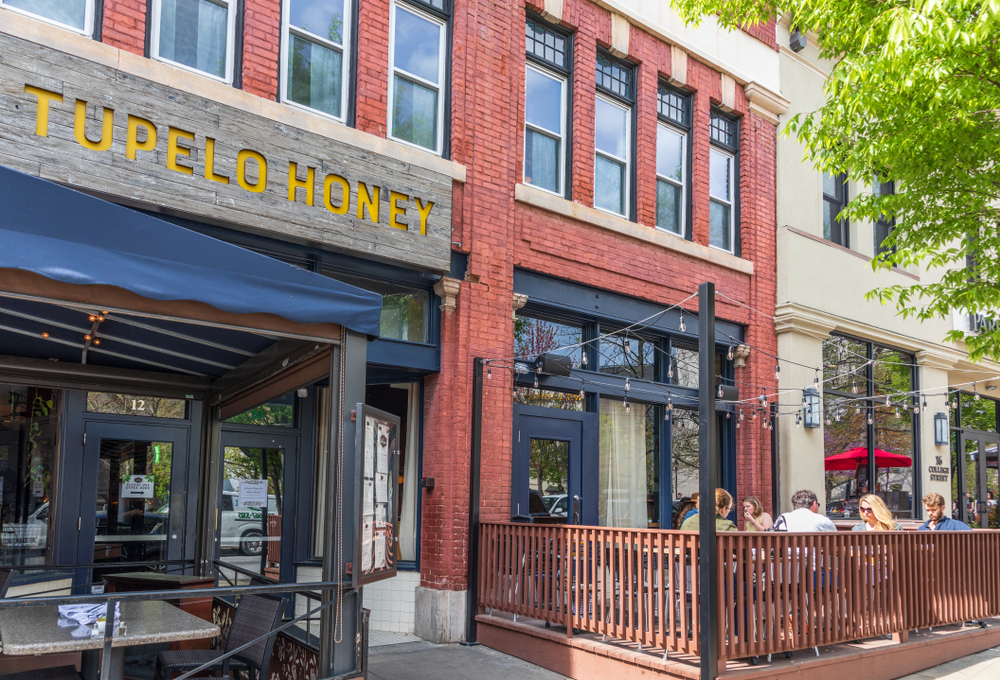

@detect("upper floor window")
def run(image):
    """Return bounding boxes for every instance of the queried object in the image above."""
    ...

[282,0,351,121]
[823,171,849,248]
[594,53,634,218]
[151,0,237,82]
[524,18,570,196]
[656,84,690,236]
[709,112,738,252]
[389,1,447,154]
[874,176,895,257]
[1,0,93,33]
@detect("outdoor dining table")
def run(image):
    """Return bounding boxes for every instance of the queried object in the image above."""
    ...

[0,599,220,680]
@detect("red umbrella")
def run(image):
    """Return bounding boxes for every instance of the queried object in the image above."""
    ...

[824,447,913,471]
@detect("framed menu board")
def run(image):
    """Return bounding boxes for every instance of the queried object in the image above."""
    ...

[354,404,400,586]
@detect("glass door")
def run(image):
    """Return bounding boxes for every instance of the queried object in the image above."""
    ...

[218,432,297,579]
[958,434,1000,528]
[78,423,189,580]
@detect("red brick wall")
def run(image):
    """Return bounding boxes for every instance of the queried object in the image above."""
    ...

[355,0,391,138]
[242,0,280,100]
[101,0,146,55]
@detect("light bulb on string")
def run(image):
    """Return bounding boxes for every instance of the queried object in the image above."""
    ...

[487,365,492,379]
[739,408,745,421]
[534,375,538,389]
[769,422,774,431]
[718,385,725,398]
[775,364,780,380]
[953,395,959,409]
[667,396,673,411]
[886,395,892,407]
[625,377,631,392]
[795,414,801,428]
[728,344,734,361]
[867,410,874,425]
[679,314,686,333]
[825,414,831,426]
[814,370,820,389]
[624,341,632,355]
[894,407,900,419]
[974,383,981,400]
[582,353,588,367]
[624,395,630,412]
[736,421,741,429]
[668,359,674,379]
[922,396,928,411]
[913,403,920,415]
[802,391,808,406]
[851,378,859,394]
[762,416,768,430]
[855,405,861,415]
[752,408,758,420]
[727,411,731,419]
[579,388,586,399]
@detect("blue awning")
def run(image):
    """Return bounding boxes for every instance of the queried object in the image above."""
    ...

[0,165,382,336]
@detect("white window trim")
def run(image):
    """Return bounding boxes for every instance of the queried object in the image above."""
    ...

[387,1,447,156]
[593,93,631,219]
[150,0,238,84]
[0,0,95,36]
[279,0,351,124]
[709,147,735,253]
[655,121,686,236]
[523,62,567,197]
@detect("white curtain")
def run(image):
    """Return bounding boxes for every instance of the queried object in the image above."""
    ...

[598,398,647,528]
[398,383,420,562]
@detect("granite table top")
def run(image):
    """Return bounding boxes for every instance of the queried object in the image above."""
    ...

[0,600,219,655]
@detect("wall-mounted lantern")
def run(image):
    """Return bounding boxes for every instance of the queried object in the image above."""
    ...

[934,412,949,446]
[803,388,822,428]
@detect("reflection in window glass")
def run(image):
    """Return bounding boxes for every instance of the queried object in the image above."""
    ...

[157,0,230,80]
[324,272,430,343]
[530,439,568,496]
[599,398,660,528]
[86,393,186,419]
[599,332,655,380]
[959,392,997,432]
[824,394,868,519]
[670,408,699,501]
[0,385,59,567]
[656,124,685,234]
[224,392,296,427]
[671,347,698,388]
[5,0,87,29]
[285,0,347,118]
[524,65,566,194]
[514,314,583,368]
[220,446,283,572]
[514,388,583,411]
[594,96,629,216]
[709,148,734,251]
[822,335,868,393]
[390,3,444,151]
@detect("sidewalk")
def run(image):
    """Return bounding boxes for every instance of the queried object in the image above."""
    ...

[368,640,569,680]
[898,646,1000,680]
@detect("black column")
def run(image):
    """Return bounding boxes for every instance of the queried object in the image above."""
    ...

[698,282,719,680]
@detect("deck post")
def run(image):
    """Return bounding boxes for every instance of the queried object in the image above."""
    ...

[698,282,720,680]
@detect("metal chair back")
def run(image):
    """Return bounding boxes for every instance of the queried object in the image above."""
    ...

[224,593,287,679]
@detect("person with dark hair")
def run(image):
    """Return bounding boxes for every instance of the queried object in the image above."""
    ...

[681,489,737,532]
[672,498,697,529]
[919,492,971,531]
[773,489,837,532]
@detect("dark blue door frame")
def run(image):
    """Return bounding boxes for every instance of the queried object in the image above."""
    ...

[511,405,598,525]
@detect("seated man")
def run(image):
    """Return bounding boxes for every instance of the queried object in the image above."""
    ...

[918,492,971,531]
[773,489,837,532]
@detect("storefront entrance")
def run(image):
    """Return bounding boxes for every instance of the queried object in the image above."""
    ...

[956,431,1000,528]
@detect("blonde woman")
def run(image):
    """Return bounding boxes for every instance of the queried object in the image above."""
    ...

[742,496,773,531]
[853,494,902,531]
[681,489,737,532]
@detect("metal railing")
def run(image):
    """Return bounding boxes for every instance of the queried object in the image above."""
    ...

[479,523,1000,663]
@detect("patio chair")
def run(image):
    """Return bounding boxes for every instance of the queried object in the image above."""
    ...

[0,666,82,680]
[155,593,287,680]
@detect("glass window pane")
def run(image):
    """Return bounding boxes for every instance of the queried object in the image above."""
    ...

[824,394,868,519]
[671,347,698,388]
[822,171,837,197]
[392,76,438,150]
[599,332,656,380]
[525,129,559,193]
[529,439,569,498]
[393,5,441,84]
[822,336,868,393]
[670,409,699,508]
[657,126,683,182]
[709,149,730,200]
[224,392,296,427]
[823,200,836,241]
[220,447,283,571]
[159,0,229,79]
[288,34,343,117]
[514,388,583,410]
[873,403,914,518]
[960,392,997,432]
[289,0,344,44]
[656,179,681,234]
[595,155,625,214]
[595,97,627,158]
[86,393,187,419]
[323,273,430,343]
[0,385,59,567]
[872,347,912,396]
[709,200,731,250]
[599,398,657,528]
[514,314,583,368]
[525,68,563,135]
[6,0,86,28]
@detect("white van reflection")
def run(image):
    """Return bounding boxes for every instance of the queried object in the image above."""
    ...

[221,480,277,557]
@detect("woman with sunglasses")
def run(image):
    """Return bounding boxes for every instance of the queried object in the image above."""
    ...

[852,494,902,531]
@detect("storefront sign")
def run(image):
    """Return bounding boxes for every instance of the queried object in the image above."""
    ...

[0,34,453,272]
[238,479,268,508]
[120,475,155,499]
[928,455,950,482]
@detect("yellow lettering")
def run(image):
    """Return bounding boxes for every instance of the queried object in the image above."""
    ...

[166,127,195,175]
[323,174,350,215]
[288,162,316,205]
[24,85,63,137]
[357,182,380,223]
[74,100,113,151]
[237,149,267,193]
[126,115,157,160]
[389,191,409,231]
[415,198,434,235]
[204,138,230,184]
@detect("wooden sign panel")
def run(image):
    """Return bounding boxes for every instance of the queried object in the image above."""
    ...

[0,33,453,272]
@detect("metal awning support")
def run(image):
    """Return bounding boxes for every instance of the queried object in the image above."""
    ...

[698,282,720,680]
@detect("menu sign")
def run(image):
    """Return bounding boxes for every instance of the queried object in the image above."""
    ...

[120,475,154,499]
[355,404,400,586]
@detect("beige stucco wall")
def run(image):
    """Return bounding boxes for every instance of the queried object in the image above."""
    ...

[774,15,1000,519]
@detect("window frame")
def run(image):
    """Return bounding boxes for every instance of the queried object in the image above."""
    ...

[149,0,239,84]
[823,171,850,248]
[279,0,353,123]
[0,0,95,35]
[387,0,448,156]
[524,62,568,197]
[593,51,635,220]
[874,176,895,258]
[523,15,572,199]
[708,110,739,254]
[655,83,691,238]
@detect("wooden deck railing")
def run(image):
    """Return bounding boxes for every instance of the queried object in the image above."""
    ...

[478,523,1000,662]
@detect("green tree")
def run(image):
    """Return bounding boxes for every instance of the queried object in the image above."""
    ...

[672,0,1000,360]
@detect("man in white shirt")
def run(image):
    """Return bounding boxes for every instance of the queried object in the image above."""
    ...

[773,489,838,532]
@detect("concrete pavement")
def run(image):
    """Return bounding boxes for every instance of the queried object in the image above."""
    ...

[896,646,1000,680]
[368,640,569,680]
